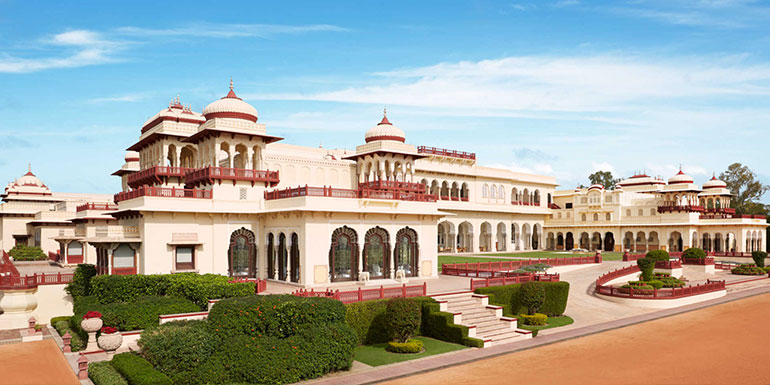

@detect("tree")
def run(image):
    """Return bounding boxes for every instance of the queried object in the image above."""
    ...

[384,298,421,343]
[719,163,769,215]
[519,281,546,315]
[588,171,620,190]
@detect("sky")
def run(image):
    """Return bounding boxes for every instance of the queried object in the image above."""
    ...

[1,0,769,202]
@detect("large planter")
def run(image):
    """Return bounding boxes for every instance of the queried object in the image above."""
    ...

[80,317,103,333]
[98,332,123,358]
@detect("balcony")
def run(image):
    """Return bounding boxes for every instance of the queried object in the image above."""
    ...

[94,225,139,239]
[184,167,280,187]
[358,180,425,193]
[657,205,705,214]
[417,146,476,160]
[127,166,192,188]
[264,185,437,202]
[114,186,212,203]
[511,200,539,206]
[76,203,118,212]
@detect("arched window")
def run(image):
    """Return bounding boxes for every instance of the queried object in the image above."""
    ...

[499,186,505,200]
[490,184,497,198]
[395,227,419,277]
[566,212,571,218]
[68,241,83,256]
[650,208,656,216]
[113,244,135,273]
[605,213,611,221]
[593,213,599,221]
[229,228,256,278]
[364,227,390,279]
[290,233,300,283]
[626,209,631,216]
[557,212,562,219]
[329,226,359,282]
[482,184,489,198]
[581,214,587,222]
[638,209,643,216]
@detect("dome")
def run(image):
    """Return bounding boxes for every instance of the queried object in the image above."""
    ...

[703,175,727,189]
[124,151,139,163]
[202,80,258,123]
[668,169,694,185]
[618,173,665,188]
[4,165,51,196]
[588,184,604,191]
[365,109,406,143]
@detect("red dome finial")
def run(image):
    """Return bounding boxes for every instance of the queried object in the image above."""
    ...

[378,107,391,125]
[223,77,241,100]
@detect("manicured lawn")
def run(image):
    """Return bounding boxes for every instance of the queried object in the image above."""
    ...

[439,251,622,270]
[354,337,467,367]
[519,315,574,332]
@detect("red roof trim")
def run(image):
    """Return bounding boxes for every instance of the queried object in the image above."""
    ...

[223,89,242,100]
[141,115,204,133]
[378,116,391,125]
[364,135,406,143]
[630,174,650,179]
[619,180,665,187]
[668,180,694,185]
[204,111,258,123]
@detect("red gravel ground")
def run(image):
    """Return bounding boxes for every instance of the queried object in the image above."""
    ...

[385,293,770,385]
[0,339,79,385]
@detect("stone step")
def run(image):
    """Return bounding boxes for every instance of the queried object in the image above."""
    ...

[446,298,479,306]
[473,318,508,329]
[431,292,474,301]
[489,334,523,346]
[446,302,484,312]
[479,328,518,339]
[476,323,511,334]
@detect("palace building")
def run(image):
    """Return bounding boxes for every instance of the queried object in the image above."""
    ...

[1,82,766,287]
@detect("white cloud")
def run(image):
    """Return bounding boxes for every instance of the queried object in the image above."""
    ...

[114,23,347,39]
[591,162,615,173]
[0,30,122,73]
[644,163,710,179]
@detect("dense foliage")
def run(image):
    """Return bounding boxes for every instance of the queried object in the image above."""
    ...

[752,251,767,268]
[384,298,421,343]
[345,299,390,344]
[8,244,47,261]
[111,353,172,385]
[386,339,424,354]
[88,361,128,385]
[636,258,655,281]
[72,295,199,332]
[138,321,219,384]
[519,281,546,315]
[731,264,767,275]
[66,264,97,298]
[475,281,570,317]
[629,280,664,289]
[645,250,670,262]
[682,247,707,260]
[51,317,85,352]
[518,313,547,326]
[416,298,484,347]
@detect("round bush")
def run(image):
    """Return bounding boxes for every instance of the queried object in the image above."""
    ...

[518,313,547,326]
[752,251,767,268]
[519,281,546,315]
[386,339,424,354]
[645,250,670,262]
[636,258,655,281]
[384,298,421,343]
[682,247,707,260]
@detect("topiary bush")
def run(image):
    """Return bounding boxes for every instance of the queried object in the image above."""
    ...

[645,250,670,262]
[110,353,172,385]
[72,295,199,332]
[752,251,767,268]
[88,361,128,385]
[345,299,390,345]
[637,258,655,281]
[519,281,546,315]
[138,321,220,385]
[66,264,97,298]
[475,281,570,317]
[8,244,47,261]
[731,264,766,275]
[682,247,707,260]
[384,298,421,343]
[386,339,423,354]
[518,313,547,326]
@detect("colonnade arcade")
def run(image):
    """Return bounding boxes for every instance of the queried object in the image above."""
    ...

[437,220,542,253]
[139,138,266,170]
[357,155,416,183]
[328,225,419,282]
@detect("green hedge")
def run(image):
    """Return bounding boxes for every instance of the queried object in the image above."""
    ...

[345,299,390,344]
[207,295,347,340]
[752,251,767,268]
[386,339,423,353]
[138,321,220,385]
[518,313,547,326]
[52,318,85,352]
[732,265,766,275]
[417,298,484,348]
[385,298,421,342]
[90,273,255,309]
[89,361,128,385]
[66,264,97,298]
[111,353,172,385]
[645,249,670,262]
[8,245,47,261]
[72,295,199,332]
[475,281,570,317]
[682,247,706,259]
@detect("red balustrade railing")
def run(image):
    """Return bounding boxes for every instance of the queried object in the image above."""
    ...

[0,250,20,276]
[76,203,118,212]
[48,251,60,263]
[264,185,437,202]
[657,205,705,213]
[114,186,212,203]
[127,166,193,188]
[596,280,725,299]
[0,272,74,290]
[470,273,560,291]
[358,180,425,193]
[417,146,476,160]
[715,261,741,270]
[292,282,427,304]
[442,255,600,278]
[184,167,279,186]
[511,201,538,206]
[682,257,715,265]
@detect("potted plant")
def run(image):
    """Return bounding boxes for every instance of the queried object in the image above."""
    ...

[97,326,122,358]
[81,311,103,351]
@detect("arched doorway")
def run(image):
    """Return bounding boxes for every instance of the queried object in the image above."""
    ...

[565,232,574,250]
[329,226,358,282]
[438,221,455,253]
[458,222,473,252]
[480,222,492,252]
[511,223,520,250]
[591,232,602,251]
[364,227,390,279]
[604,232,615,252]
[395,227,419,277]
[290,233,300,283]
[557,233,565,250]
[624,232,633,251]
[228,228,257,278]
[278,233,288,280]
[496,222,507,251]
[532,224,541,250]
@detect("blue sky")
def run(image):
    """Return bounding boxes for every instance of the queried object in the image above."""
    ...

[1,0,769,202]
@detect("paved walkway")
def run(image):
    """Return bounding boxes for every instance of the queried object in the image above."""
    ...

[0,339,80,385]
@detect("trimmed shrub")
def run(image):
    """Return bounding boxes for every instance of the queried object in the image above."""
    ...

[619,284,655,294]
[731,265,766,275]
[89,361,128,385]
[476,281,570,317]
[519,281,546,315]
[110,353,172,385]
[207,295,347,340]
[345,299,390,345]
[518,313,547,326]
[72,295,199,332]
[384,298,421,343]
[89,273,254,308]
[417,298,483,348]
[658,277,685,288]
[682,247,707,260]
[752,251,767,268]
[138,321,219,385]
[653,272,671,278]
[628,280,664,289]
[8,245,47,261]
[386,339,423,354]
[645,250,670,262]
[53,319,85,352]
[66,264,97,298]
[637,258,655,281]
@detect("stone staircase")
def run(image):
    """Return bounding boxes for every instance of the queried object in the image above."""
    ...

[432,292,532,347]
